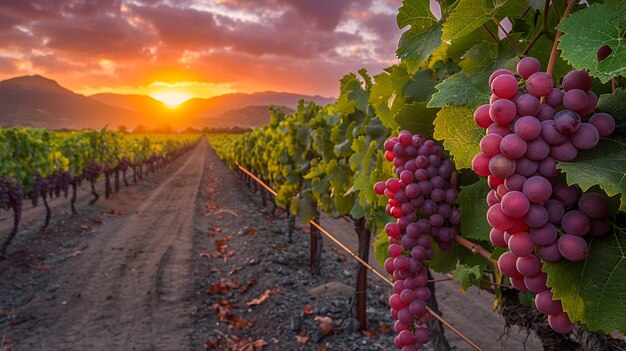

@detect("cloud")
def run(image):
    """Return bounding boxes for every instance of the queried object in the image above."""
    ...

[0,0,402,98]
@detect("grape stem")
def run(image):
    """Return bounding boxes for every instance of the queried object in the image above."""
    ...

[612,78,617,92]
[492,17,520,56]
[455,235,498,266]
[481,24,499,44]
[522,0,551,55]
[546,0,577,78]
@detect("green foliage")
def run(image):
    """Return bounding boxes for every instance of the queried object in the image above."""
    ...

[458,179,491,241]
[557,1,626,83]
[433,106,483,169]
[452,264,482,292]
[596,89,626,137]
[543,225,626,333]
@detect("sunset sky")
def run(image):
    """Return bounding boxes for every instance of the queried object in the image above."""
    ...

[0,0,402,104]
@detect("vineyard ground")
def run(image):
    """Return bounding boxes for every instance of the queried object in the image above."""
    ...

[0,141,541,350]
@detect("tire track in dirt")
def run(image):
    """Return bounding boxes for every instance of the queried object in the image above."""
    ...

[5,141,208,350]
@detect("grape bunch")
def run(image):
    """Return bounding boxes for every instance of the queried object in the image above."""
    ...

[83,162,103,183]
[28,173,44,207]
[471,57,615,334]
[0,176,24,218]
[117,157,132,172]
[59,171,72,198]
[374,131,460,350]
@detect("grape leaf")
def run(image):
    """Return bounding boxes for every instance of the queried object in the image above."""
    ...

[393,102,437,140]
[369,71,402,130]
[543,226,626,333]
[557,139,626,211]
[397,22,443,73]
[596,88,626,137]
[442,0,514,40]
[459,41,519,92]
[428,73,489,108]
[452,264,483,292]
[373,229,390,269]
[556,1,626,83]
[433,106,483,169]
[459,179,491,241]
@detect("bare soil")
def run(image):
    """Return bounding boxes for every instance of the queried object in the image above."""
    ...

[0,141,543,351]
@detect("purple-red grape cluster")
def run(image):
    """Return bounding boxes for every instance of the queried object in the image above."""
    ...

[83,162,103,183]
[0,176,23,218]
[471,57,615,334]
[374,131,460,350]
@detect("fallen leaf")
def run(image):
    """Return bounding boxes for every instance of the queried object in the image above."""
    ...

[247,289,270,307]
[379,324,393,334]
[239,278,256,293]
[303,305,314,315]
[2,338,12,345]
[314,316,333,336]
[93,219,103,225]
[36,264,53,271]
[295,331,309,344]
[229,266,244,275]
[319,343,329,351]
[203,338,222,350]
[79,225,91,233]
[208,278,240,295]
[70,250,82,257]
[253,338,268,350]
[361,329,378,338]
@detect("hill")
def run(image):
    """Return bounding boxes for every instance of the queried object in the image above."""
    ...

[0,75,140,129]
[197,105,295,129]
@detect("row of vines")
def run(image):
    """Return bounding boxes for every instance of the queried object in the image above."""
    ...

[0,128,200,257]
[208,0,625,349]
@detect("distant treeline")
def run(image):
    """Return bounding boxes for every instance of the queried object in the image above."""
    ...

[52,125,253,134]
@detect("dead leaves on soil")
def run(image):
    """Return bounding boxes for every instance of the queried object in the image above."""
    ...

[246,289,270,307]
[204,336,268,351]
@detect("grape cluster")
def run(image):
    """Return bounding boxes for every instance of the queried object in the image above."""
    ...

[28,173,44,207]
[0,176,24,218]
[374,131,460,350]
[83,162,103,183]
[118,157,132,172]
[59,171,72,198]
[471,57,615,334]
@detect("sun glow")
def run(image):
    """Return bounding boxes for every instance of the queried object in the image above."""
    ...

[149,90,192,108]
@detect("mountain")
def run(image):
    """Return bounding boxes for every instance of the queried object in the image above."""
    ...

[197,105,295,129]
[0,75,141,129]
[0,75,335,130]
[89,93,168,114]
[178,91,334,126]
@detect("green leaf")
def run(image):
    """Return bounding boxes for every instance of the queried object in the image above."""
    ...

[433,106,483,169]
[557,139,626,211]
[373,228,390,269]
[442,0,509,41]
[394,102,438,140]
[369,71,402,130]
[596,88,626,137]
[543,226,626,333]
[459,179,491,241]
[404,68,438,103]
[428,73,489,108]
[397,22,443,73]
[459,41,519,92]
[557,1,626,82]
[452,264,483,292]
[291,189,319,223]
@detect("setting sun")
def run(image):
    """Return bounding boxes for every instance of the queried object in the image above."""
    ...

[149,90,192,108]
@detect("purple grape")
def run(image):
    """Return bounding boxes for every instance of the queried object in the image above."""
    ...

[516,254,541,277]
[480,134,503,157]
[490,99,517,125]
[578,192,609,219]
[491,74,519,99]
[538,156,560,178]
[553,110,581,134]
[546,88,564,107]
[522,176,552,204]
[589,112,615,137]
[524,271,548,293]
[562,70,592,91]
[525,138,550,161]
[589,218,611,236]
[558,234,588,261]
[529,223,558,246]
[487,204,516,230]
[489,68,515,85]
[552,184,580,208]
[516,157,538,177]
[487,123,513,137]
[489,154,517,178]
[500,134,528,159]
[515,94,540,116]
[475,104,493,128]
[501,191,530,218]
[525,204,549,228]
[570,123,599,150]
[548,312,575,334]
[561,210,591,236]
[535,290,563,315]
[550,140,578,162]
[498,251,521,278]
[562,89,588,112]
[508,231,535,257]
[526,72,553,97]
[517,57,541,78]
[541,120,568,145]
[538,242,562,262]
[514,116,542,141]
[536,103,557,121]
[544,199,565,224]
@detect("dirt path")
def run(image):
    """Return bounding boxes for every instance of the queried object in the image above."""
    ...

[1,142,207,350]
